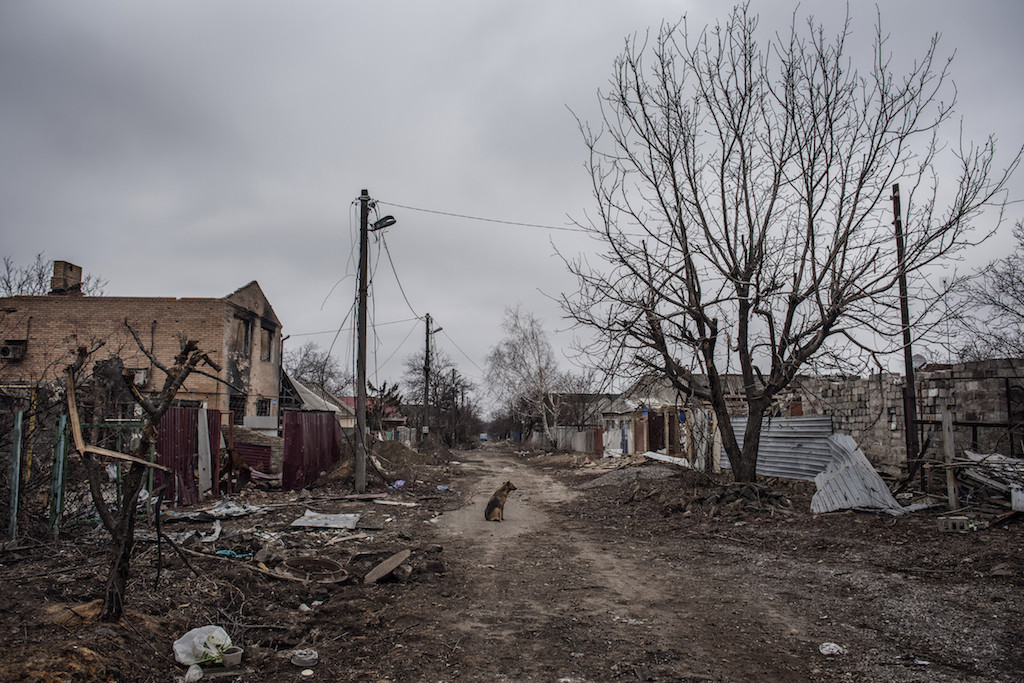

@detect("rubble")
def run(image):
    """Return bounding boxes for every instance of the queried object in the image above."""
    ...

[671,482,793,518]
[957,450,1024,511]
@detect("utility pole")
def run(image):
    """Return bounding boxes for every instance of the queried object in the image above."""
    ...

[893,183,923,490]
[421,313,432,448]
[355,189,396,492]
[355,190,370,492]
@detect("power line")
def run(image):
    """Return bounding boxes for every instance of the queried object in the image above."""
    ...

[439,329,486,375]
[380,232,421,320]
[377,199,587,234]
[288,317,422,338]
[377,318,422,371]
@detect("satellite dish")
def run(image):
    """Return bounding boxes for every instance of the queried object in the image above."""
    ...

[912,353,928,368]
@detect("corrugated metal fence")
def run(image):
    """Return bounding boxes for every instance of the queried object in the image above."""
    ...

[726,415,834,481]
[283,411,345,490]
[155,407,221,507]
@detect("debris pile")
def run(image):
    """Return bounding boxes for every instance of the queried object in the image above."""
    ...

[661,482,792,519]
[955,451,1024,513]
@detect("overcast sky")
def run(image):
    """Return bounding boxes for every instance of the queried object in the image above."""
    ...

[2,1,1022,409]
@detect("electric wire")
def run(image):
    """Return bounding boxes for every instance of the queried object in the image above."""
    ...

[377,199,587,233]
[377,318,422,372]
[380,232,421,321]
[288,317,422,337]
[440,329,486,375]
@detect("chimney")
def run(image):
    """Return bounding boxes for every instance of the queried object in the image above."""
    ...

[50,261,83,296]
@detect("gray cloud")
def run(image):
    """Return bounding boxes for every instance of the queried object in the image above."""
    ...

[1,0,1021,399]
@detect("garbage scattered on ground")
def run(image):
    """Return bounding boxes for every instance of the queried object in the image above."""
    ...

[277,556,348,583]
[818,642,847,656]
[363,548,412,584]
[164,497,268,523]
[199,520,222,543]
[173,625,232,666]
[289,510,361,529]
[290,649,319,667]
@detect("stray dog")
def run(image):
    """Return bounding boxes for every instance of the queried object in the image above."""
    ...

[484,481,517,522]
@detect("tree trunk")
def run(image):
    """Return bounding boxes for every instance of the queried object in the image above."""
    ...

[732,405,767,482]
[99,461,147,622]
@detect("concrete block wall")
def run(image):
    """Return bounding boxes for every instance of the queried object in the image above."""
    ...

[795,359,1024,473]
[795,374,906,474]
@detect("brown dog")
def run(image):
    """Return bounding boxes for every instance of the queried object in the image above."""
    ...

[484,481,517,522]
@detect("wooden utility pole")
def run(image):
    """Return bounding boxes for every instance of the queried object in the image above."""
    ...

[893,183,923,489]
[355,190,371,493]
[355,191,395,488]
[421,313,432,447]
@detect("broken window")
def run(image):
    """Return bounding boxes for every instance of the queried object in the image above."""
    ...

[229,394,246,425]
[256,398,272,416]
[260,325,274,362]
[232,315,252,355]
[171,399,202,409]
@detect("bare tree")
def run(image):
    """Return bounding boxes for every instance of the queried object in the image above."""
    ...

[562,6,1020,481]
[485,306,568,446]
[283,341,351,397]
[67,325,219,621]
[1,253,106,296]
[957,221,1024,360]
[403,349,480,446]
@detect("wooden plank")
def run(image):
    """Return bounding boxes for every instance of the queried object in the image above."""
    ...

[363,549,411,584]
[942,406,960,510]
[83,445,171,473]
[64,368,86,454]
[9,411,23,541]
[64,367,170,473]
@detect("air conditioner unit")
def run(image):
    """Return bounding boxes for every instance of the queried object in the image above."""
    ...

[129,368,149,386]
[0,344,26,361]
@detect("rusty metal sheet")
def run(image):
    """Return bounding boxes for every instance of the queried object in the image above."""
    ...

[283,411,344,490]
[155,407,199,507]
[154,407,222,507]
[234,443,271,472]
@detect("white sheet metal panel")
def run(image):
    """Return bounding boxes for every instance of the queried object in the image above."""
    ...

[810,434,905,514]
[723,415,834,481]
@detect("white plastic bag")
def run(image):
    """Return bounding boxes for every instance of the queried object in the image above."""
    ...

[173,625,232,665]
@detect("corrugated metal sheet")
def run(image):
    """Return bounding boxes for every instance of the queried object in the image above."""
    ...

[154,407,221,507]
[724,415,834,481]
[235,443,272,472]
[155,407,199,507]
[811,434,904,514]
[283,411,344,490]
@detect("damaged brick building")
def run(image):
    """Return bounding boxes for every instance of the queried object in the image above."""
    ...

[0,261,283,424]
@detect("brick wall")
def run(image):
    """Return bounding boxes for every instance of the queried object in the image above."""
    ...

[0,288,282,418]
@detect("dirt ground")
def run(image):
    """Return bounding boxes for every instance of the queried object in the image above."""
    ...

[1,444,1022,682]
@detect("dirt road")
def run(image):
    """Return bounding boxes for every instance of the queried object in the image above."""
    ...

[368,449,1023,682]
[405,451,813,681]
[2,445,1021,682]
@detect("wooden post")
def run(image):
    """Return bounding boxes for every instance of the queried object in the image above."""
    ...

[49,414,68,539]
[8,410,23,541]
[355,189,370,492]
[941,405,960,510]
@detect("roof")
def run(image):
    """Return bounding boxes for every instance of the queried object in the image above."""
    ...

[285,373,349,414]
[339,396,405,420]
